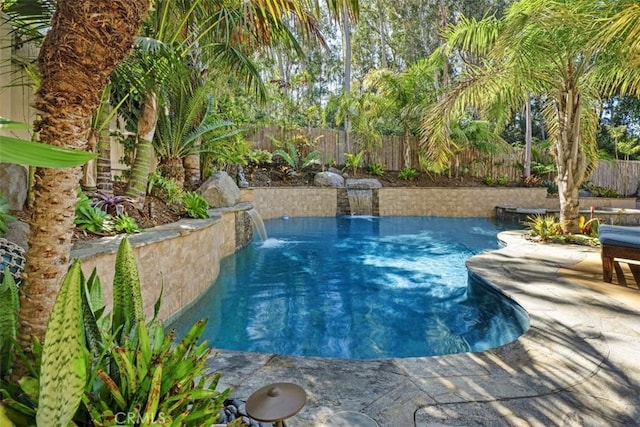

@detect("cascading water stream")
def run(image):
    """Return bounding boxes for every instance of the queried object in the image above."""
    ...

[347,189,373,216]
[247,208,268,241]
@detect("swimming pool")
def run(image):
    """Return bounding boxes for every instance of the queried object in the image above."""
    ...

[170,216,529,359]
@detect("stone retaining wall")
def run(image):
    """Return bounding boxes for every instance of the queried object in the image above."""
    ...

[74,187,637,321]
[72,209,242,322]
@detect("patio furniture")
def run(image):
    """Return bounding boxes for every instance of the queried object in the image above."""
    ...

[598,224,640,285]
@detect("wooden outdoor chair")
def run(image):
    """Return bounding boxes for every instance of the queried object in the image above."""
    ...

[598,224,640,286]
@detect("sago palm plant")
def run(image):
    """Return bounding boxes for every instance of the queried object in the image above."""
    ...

[153,81,237,189]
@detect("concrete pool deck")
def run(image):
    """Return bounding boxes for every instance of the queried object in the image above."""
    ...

[205,231,640,426]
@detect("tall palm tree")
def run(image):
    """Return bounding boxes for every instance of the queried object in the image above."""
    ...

[121,0,336,205]
[17,0,149,353]
[421,0,640,233]
[368,59,439,168]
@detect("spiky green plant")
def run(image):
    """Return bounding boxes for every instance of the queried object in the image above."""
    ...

[272,139,322,171]
[0,268,19,379]
[37,260,87,426]
[0,236,232,426]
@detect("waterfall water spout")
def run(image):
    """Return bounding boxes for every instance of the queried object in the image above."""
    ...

[345,179,380,216]
[347,189,373,216]
[247,208,268,241]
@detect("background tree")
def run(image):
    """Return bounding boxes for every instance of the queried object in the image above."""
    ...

[421,0,640,234]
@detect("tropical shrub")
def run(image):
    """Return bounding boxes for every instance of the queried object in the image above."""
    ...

[343,151,365,176]
[579,215,600,238]
[246,149,273,166]
[398,167,419,180]
[524,214,562,241]
[0,237,231,426]
[367,162,385,176]
[0,268,19,380]
[541,179,558,195]
[590,185,619,198]
[496,174,509,186]
[272,137,322,171]
[148,172,184,206]
[182,191,210,219]
[75,191,113,234]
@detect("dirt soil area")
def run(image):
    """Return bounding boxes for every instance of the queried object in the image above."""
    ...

[245,164,489,188]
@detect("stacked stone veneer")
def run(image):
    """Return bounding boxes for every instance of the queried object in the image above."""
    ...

[73,187,637,322]
[72,209,239,322]
[241,187,337,219]
[242,187,636,218]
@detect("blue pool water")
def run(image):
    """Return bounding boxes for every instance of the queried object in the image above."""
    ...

[171,216,529,359]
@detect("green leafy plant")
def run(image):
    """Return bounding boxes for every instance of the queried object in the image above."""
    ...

[0,237,231,426]
[0,117,96,168]
[483,175,496,185]
[0,194,15,237]
[272,138,322,171]
[343,151,365,176]
[541,179,558,195]
[75,191,113,234]
[398,167,419,180]
[524,214,562,241]
[246,149,273,166]
[590,185,619,198]
[0,268,19,379]
[366,162,384,176]
[578,215,600,238]
[113,213,141,234]
[496,174,509,186]
[148,172,185,206]
[182,192,210,219]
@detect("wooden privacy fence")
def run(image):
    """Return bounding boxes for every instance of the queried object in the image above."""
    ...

[587,159,640,196]
[247,126,529,182]
[247,126,640,194]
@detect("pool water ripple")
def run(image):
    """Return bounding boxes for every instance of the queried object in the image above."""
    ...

[170,216,529,359]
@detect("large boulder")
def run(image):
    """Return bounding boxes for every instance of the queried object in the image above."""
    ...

[346,178,382,189]
[5,220,29,251]
[0,163,28,210]
[197,171,241,208]
[314,171,344,187]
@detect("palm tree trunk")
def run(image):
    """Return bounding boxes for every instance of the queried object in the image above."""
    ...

[96,88,114,196]
[342,3,352,150]
[17,0,149,367]
[523,95,532,179]
[183,151,201,190]
[555,88,587,234]
[159,157,186,189]
[125,91,158,209]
